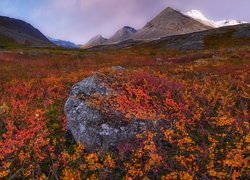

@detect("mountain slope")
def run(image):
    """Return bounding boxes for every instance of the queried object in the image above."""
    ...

[48,37,80,49]
[186,10,247,28]
[108,26,137,43]
[0,16,53,47]
[132,7,212,40]
[140,24,250,50]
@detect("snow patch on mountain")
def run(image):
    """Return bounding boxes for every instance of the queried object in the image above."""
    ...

[186,10,247,28]
[215,19,247,27]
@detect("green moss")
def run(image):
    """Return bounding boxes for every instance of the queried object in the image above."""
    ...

[0,35,16,47]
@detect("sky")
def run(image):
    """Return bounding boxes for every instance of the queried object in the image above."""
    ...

[0,0,249,44]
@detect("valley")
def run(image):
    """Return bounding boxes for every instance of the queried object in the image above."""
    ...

[0,4,249,179]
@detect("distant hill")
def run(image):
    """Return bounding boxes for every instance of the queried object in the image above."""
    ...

[131,7,212,40]
[82,26,137,49]
[48,37,80,49]
[81,35,108,49]
[0,16,53,47]
[108,26,137,43]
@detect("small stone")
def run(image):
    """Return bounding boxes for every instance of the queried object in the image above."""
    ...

[111,66,125,70]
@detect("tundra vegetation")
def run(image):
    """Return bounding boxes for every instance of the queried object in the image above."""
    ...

[0,46,249,179]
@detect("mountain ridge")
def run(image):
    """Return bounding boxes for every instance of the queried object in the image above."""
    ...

[82,7,213,48]
[0,15,53,47]
[82,26,137,48]
[48,37,80,49]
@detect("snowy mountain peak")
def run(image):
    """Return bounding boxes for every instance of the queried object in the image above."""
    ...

[186,9,247,28]
[186,10,208,22]
[186,10,215,27]
[215,19,247,27]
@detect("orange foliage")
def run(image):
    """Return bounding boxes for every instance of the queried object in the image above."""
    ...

[0,48,249,178]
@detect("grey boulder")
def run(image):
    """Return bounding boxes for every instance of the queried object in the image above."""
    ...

[64,71,169,150]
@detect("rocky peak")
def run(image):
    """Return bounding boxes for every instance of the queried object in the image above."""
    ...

[108,26,137,43]
[132,7,212,40]
[82,34,108,48]
[159,7,179,15]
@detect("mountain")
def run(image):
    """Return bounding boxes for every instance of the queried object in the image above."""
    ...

[131,7,212,40]
[108,26,137,43]
[86,24,250,51]
[0,16,53,47]
[186,10,247,28]
[82,26,136,49]
[81,35,108,48]
[48,37,80,49]
[82,6,248,49]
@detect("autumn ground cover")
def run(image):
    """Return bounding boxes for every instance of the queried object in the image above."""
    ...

[0,47,249,179]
